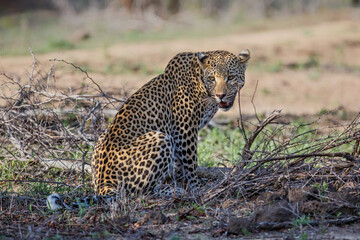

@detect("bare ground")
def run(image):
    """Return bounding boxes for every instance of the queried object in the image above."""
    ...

[1,15,360,117]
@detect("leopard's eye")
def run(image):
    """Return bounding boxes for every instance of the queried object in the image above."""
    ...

[227,75,235,81]
[207,76,215,82]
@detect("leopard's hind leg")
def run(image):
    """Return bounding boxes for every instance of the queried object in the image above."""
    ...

[93,131,175,196]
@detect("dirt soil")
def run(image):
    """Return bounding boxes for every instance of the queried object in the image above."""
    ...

[1,174,360,239]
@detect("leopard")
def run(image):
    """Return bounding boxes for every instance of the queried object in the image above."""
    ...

[91,49,250,197]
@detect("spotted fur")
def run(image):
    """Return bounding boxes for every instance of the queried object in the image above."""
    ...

[91,50,250,196]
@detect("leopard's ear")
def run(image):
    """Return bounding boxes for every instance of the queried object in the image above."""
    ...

[197,52,209,69]
[238,49,250,63]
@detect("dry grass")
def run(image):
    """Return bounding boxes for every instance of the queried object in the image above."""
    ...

[1,55,360,239]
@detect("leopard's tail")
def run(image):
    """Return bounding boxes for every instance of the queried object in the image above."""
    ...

[46,193,112,211]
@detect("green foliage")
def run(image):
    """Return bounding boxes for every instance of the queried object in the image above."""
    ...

[250,60,283,73]
[1,154,93,197]
[185,215,197,220]
[49,235,62,240]
[198,115,353,168]
[169,234,182,240]
[262,87,272,95]
[300,232,309,240]
[198,126,244,167]
[61,112,78,127]
[103,60,162,76]
[314,181,328,196]
[292,215,311,229]
[192,203,206,214]
[287,55,320,70]
[0,10,242,56]
[77,204,87,217]
[321,226,328,234]
[268,61,284,72]
[0,157,30,180]
[0,157,31,191]
[0,12,70,55]
[241,227,251,236]
[251,55,320,73]
[47,39,75,50]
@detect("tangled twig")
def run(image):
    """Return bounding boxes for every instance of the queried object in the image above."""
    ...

[0,55,126,187]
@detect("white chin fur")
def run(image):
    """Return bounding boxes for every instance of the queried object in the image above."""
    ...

[220,106,231,112]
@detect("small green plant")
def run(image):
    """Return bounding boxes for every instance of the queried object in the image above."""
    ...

[318,108,329,116]
[314,181,328,196]
[0,157,31,189]
[47,39,75,50]
[77,204,87,217]
[287,55,319,70]
[268,61,283,72]
[169,234,181,240]
[50,235,63,240]
[241,227,251,236]
[192,203,206,214]
[103,230,110,237]
[140,197,147,208]
[292,215,311,227]
[262,87,271,95]
[292,215,311,240]
[186,215,197,220]
[91,232,101,238]
[305,55,319,68]
[300,232,308,240]
[103,60,159,76]
[20,181,68,196]
[29,203,33,213]
[61,112,78,127]
[249,60,283,72]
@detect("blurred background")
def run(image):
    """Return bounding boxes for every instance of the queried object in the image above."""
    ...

[0,0,359,117]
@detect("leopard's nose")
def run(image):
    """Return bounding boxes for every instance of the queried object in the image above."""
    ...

[216,93,226,100]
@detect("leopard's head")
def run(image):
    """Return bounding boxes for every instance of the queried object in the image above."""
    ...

[197,49,250,111]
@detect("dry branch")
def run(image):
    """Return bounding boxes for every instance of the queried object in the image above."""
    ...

[242,152,357,163]
[256,216,360,230]
[242,109,282,160]
[0,56,126,189]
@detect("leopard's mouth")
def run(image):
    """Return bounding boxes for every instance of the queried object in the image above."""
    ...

[219,101,232,111]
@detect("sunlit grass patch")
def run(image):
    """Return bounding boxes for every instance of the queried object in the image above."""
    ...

[198,115,357,168]
[198,126,244,167]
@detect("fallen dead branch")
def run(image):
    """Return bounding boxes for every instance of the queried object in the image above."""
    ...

[242,109,282,161]
[256,216,360,230]
[242,151,357,163]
